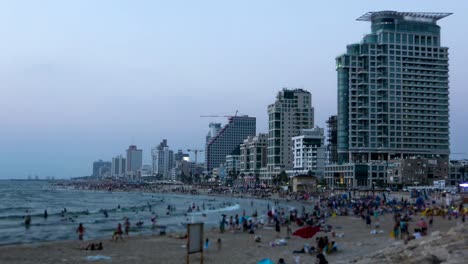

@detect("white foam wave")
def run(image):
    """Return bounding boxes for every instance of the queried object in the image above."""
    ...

[187,204,240,216]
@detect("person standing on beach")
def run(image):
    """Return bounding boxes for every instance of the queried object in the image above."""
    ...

[219,215,227,233]
[275,219,281,238]
[124,218,131,235]
[76,223,84,240]
[43,210,48,219]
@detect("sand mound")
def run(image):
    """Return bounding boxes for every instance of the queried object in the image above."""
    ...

[350,224,468,264]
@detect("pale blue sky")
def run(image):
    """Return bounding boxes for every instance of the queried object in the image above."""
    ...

[0,0,467,178]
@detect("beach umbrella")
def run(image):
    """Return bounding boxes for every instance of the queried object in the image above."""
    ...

[293,226,320,239]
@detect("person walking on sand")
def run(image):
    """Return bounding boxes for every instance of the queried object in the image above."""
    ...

[76,223,85,240]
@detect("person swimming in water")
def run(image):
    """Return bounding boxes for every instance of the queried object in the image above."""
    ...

[24,214,32,227]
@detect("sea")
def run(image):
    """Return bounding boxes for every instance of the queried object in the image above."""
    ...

[0,180,293,246]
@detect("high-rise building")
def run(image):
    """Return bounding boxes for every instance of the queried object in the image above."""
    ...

[206,123,221,144]
[336,11,451,164]
[152,139,174,179]
[240,133,268,180]
[92,160,111,177]
[267,88,315,178]
[174,150,190,162]
[111,155,126,177]
[291,128,326,178]
[326,115,338,164]
[205,116,256,172]
[126,145,143,176]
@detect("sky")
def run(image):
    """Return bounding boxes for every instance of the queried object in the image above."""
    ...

[0,0,467,179]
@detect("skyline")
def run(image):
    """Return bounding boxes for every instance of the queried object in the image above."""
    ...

[1,0,468,178]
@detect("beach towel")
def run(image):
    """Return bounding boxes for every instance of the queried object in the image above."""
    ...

[84,255,111,261]
[257,259,274,264]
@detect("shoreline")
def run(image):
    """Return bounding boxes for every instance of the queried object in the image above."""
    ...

[0,212,464,264]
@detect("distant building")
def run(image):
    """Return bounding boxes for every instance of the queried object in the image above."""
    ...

[267,88,315,180]
[111,155,126,177]
[174,150,190,162]
[326,115,338,164]
[292,176,318,193]
[290,128,326,178]
[240,133,268,182]
[448,160,468,186]
[152,139,174,179]
[206,123,221,144]
[325,163,369,188]
[126,145,143,176]
[92,160,111,177]
[225,155,241,176]
[205,116,256,172]
[386,157,449,187]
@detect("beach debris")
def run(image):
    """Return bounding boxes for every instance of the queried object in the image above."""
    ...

[84,255,111,261]
[254,235,262,243]
[270,239,288,246]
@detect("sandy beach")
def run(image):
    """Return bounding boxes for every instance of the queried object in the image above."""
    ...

[0,211,463,264]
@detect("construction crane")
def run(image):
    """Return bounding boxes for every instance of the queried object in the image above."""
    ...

[200,110,239,118]
[187,149,204,164]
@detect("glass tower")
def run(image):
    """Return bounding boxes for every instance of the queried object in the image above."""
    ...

[336,11,451,163]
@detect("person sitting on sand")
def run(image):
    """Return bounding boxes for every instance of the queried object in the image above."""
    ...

[81,242,103,251]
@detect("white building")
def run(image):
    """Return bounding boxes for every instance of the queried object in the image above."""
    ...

[267,89,315,181]
[152,139,174,179]
[240,133,268,182]
[111,155,126,177]
[290,128,326,178]
[225,155,241,175]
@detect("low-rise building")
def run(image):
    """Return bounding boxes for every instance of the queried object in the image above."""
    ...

[289,128,326,178]
[292,176,318,193]
[324,163,368,189]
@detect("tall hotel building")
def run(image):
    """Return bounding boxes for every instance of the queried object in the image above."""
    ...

[267,89,315,177]
[205,116,256,172]
[111,155,126,177]
[336,11,451,164]
[126,145,143,176]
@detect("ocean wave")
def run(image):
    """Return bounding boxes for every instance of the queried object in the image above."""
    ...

[187,204,240,216]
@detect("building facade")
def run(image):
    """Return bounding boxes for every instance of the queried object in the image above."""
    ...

[291,128,326,178]
[324,163,369,189]
[111,155,126,177]
[126,145,143,176]
[326,115,338,164]
[386,157,448,186]
[336,11,451,164]
[152,139,174,179]
[205,116,256,172]
[267,89,315,179]
[448,160,468,186]
[92,160,111,177]
[225,155,241,176]
[240,133,268,180]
